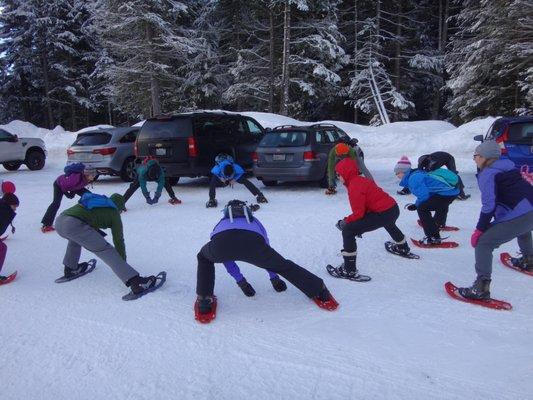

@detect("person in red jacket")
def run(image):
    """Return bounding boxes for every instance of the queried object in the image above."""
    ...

[327,158,411,281]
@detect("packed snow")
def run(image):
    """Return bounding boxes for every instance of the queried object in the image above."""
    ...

[1,113,531,400]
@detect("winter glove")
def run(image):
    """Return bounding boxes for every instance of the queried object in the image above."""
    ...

[470,229,483,247]
[325,187,337,195]
[65,191,75,199]
[144,194,152,204]
[405,203,417,211]
[335,219,347,231]
[153,195,160,204]
[11,224,15,234]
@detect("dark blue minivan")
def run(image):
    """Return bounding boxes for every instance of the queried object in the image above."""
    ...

[474,116,533,168]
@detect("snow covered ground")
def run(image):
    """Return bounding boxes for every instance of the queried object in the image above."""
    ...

[1,115,532,400]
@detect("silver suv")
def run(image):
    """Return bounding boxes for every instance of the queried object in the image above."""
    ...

[0,128,47,171]
[66,127,139,181]
[253,124,351,187]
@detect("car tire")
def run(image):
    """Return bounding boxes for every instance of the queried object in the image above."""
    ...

[167,177,180,185]
[262,180,278,187]
[3,161,22,171]
[120,157,137,182]
[25,150,45,170]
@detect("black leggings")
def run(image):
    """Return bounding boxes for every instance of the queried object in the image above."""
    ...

[196,230,324,298]
[41,181,88,226]
[209,175,261,200]
[417,195,456,237]
[123,179,176,203]
[342,204,404,252]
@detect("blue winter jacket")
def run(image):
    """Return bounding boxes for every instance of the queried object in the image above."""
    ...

[211,160,245,182]
[476,159,533,231]
[400,169,459,207]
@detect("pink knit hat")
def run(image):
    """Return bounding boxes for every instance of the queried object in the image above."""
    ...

[394,156,412,174]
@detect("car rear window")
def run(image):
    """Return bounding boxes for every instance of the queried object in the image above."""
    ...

[73,132,111,146]
[138,118,192,140]
[508,123,533,145]
[259,131,309,147]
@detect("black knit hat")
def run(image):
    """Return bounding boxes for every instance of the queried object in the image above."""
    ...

[3,193,19,206]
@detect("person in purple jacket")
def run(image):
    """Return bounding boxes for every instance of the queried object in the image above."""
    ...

[195,199,338,315]
[458,141,533,300]
[41,164,97,232]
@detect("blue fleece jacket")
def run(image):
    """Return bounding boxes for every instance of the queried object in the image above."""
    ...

[400,169,459,207]
[211,160,245,181]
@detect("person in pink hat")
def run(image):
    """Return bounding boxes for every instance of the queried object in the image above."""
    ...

[394,156,412,195]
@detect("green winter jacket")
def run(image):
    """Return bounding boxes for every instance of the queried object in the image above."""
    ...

[137,159,165,199]
[61,193,127,260]
[327,146,373,187]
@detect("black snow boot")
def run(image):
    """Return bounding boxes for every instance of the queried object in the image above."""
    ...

[420,235,442,246]
[327,250,358,279]
[458,278,491,300]
[457,193,471,201]
[64,262,89,278]
[127,275,156,295]
[256,193,268,203]
[397,187,411,195]
[197,296,214,314]
[389,240,411,256]
[206,198,218,208]
[270,277,287,292]
[237,278,256,297]
[512,254,533,272]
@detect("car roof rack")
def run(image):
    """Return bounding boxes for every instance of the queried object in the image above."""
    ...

[309,123,338,128]
[272,125,304,130]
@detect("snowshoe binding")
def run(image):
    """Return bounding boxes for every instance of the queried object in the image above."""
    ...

[500,253,533,276]
[168,198,182,205]
[41,225,55,233]
[206,199,218,208]
[411,237,458,248]
[326,264,371,282]
[0,271,17,285]
[384,241,420,259]
[313,286,339,311]
[195,295,217,323]
[445,281,512,311]
[256,193,268,204]
[122,271,166,301]
[55,259,97,283]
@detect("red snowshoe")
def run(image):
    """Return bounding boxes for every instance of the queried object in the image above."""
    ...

[444,282,512,310]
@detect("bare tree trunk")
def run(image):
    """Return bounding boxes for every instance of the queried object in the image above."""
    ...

[68,54,77,131]
[146,24,161,117]
[394,1,402,121]
[353,0,359,123]
[41,49,54,129]
[442,0,449,45]
[269,7,275,113]
[280,0,291,116]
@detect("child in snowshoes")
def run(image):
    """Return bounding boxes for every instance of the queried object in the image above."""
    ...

[325,142,373,195]
[0,194,19,281]
[123,157,181,206]
[395,159,459,246]
[55,193,164,299]
[195,199,337,318]
[327,159,412,281]
[206,154,267,207]
[458,141,533,300]
[224,260,287,297]
[418,151,470,200]
[41,164,97,232]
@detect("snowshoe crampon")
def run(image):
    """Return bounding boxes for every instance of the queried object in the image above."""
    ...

[0,271,17,286]
[122,271,166,301]
[55,259,97,283]
[500,253,533,276]
[444,282,512,311]
[384,241,420,259]
[195,296,217,324]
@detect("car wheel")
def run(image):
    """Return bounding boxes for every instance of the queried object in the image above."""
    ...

[262,180,277,187]
[25,151,45,170]
[3,161,22,171]
[167,177,180,186]
[120,157,137,182]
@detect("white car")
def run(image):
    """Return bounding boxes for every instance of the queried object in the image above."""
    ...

[0,128,47,171]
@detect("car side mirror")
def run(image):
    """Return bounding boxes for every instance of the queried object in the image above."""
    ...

[9,134,18,142]
[473,134,483,142]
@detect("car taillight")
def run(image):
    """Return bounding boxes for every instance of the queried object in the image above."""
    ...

[92,147,117,156]
[66,148,75,156]
[303,151,318,161]
[251,152,258,163]
[188,137,198,157]
[496,127,509,155]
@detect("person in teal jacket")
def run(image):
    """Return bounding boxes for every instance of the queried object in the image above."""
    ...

[123,158,181,206]
[396,165,459,245]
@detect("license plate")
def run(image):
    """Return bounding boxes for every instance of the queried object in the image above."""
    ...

[156,148,167,156]
[272,154,286,161]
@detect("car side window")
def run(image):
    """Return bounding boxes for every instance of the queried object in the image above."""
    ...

[245,118,263,141]
[119,131,138,143]
[195,118,227,140]
[486,121,502,140]
[325,130,336,143]
[0,130,13,141]
[315,131,327,144]
[227,118,249,143]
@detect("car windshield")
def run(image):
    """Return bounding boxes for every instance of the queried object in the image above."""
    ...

[73,132,111,146]
[139,118,192,140]
[259,131,308,147]
[508,122,533,145]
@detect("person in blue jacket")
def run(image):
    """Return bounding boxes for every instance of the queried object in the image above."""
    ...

[195,199,338,315]
[206,154,267,208]
[395,159,459,245]
[458,141,533,300]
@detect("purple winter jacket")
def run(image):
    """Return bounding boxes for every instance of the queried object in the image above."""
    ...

[476,159,533,231]
[56,173,88,194]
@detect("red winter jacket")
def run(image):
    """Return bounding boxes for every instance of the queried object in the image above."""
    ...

[335,158,396,223]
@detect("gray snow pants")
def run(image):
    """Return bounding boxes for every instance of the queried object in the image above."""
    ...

[55,215,139,284]
[475,211,533,279]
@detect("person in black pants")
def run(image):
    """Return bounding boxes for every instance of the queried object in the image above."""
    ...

[418,151,470,200]
[196,200,337,315]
